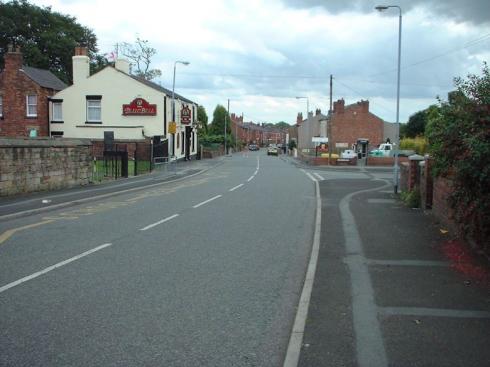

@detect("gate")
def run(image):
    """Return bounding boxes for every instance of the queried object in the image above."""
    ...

[103,150,128,179]
[152,137,168,165]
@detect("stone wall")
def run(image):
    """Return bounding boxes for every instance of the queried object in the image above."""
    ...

[0,138,92,196]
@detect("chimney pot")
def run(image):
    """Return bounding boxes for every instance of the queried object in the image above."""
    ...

[74,46,88,56]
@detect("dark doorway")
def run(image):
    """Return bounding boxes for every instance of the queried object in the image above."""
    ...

[152,136,168,163]
[185,126,192,160]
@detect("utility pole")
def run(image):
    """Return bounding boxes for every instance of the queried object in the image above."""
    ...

[329,74,333,114]
[225,99,229,155]
[329,74,333,163]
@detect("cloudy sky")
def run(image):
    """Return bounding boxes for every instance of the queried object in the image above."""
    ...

[31,0,490,124]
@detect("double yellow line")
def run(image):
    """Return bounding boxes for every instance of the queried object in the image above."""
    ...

[0,220,54,245]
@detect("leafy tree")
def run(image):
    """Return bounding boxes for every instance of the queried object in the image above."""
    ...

[402,110,427,138]
[275,121,291,129]
[197,105,208,134]
[120,36,161,80]
[209,104,231,136]
[426,63,490,253]
[0,0,101,83]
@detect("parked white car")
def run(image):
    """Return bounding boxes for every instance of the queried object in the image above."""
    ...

[341,149,357,159]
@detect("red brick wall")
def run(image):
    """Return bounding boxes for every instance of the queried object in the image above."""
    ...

[366,156,409,166]
[0,51,57,137]
[432,176,455,229]
[419,160,433,209]
[330,100,384,150]
[400,162,409,192]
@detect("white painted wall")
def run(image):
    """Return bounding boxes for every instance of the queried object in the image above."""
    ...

[49,64,198,158]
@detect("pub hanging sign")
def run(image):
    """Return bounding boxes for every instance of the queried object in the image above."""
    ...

[123,98,157,116]
[181,104,192,125]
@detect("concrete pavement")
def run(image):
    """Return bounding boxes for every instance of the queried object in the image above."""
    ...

[296,171,490,367]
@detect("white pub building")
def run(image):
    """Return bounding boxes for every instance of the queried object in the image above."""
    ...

[49,47,198,160]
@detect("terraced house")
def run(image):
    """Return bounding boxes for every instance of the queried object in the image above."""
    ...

[0,46,67,137]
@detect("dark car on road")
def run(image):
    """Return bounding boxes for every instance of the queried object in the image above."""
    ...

[248,144,259,151]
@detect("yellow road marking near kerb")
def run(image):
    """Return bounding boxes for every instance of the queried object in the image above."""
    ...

[0,220,54,245]
[0,175,215,245]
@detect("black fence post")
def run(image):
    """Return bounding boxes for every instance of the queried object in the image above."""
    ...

[134,148,138,176]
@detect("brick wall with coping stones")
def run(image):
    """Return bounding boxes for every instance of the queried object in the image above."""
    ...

[0,50,58,137]
[0,138,92,196]
[399,156,453,224]
[366,156,409,166]
[400,162,409,192]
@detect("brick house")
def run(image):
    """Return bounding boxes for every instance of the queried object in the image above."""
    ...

[230,113,287,147]
[0,46,67,137]
[329,99,395,156]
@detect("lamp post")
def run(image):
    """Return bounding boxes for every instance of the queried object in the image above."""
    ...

[295,96,309,150]
[171,60,190,157]
[376,4,402,194]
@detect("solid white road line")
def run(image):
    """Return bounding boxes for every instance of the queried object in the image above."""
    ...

[247,176,255,182]
[305,172,317,182]
[300,169,317,182]
[283,179,321,367]
[313,172,324,181]
[192,195,222,208]
[229,184,244,192]
[0,243,112,294]
[139,214,179,231]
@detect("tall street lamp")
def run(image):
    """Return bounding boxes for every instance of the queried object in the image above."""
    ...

[296,96,309,150]
[171,60,190,157]
[376,4,402,194]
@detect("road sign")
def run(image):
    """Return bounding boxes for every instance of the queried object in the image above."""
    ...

[168,121,177,134]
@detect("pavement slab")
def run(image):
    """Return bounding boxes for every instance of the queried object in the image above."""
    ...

[298,176,490,367]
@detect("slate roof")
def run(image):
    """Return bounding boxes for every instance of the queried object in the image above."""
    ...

[129,74,197,105]
[21,65,67,91]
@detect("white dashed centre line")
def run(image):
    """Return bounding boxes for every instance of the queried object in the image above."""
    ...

[229,184,244,192]
[139,214,180,231]
[0,243,113,294]
[192,195,222,208]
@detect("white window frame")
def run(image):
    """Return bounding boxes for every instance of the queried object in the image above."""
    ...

[86,99,101,123]
[52,102,63,122]
[26,95,37,117]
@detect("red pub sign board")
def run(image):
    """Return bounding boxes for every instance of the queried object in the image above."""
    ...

[181,105,192,124]
[123,98,157,116]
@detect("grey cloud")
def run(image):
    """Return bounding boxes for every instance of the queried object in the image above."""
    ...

[282,0,490,25]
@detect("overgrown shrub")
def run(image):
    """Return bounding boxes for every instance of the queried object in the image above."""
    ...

[400,137,428,155]
[400,189,420,208]
[426,63,490,255]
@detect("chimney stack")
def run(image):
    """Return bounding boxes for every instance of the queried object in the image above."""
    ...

[358,99,369,113]
[4,44,23,72]
[115,58,130,74]
[72,46,90,84]
[296,112,303,125]
[333,99,345,113]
